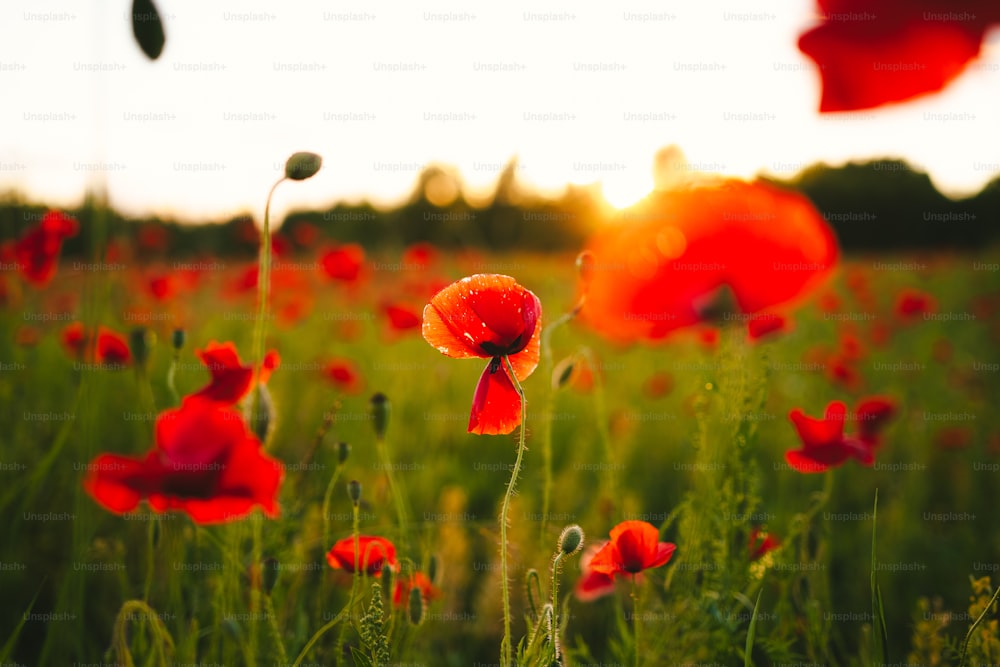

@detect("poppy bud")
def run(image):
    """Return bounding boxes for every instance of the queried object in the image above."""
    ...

[369,392,390,440]
[427,554,439,585]
[557,524,584,556]
[407,585,425,627]
[575,250,596,287]
[380,562,394,591]
[336,441,351,465]
[171,328,185,351]
[551,356,577,391]
[246,384,275,444]
[129,327,154,369]
[261,557,279,596]
[284,152,322,181]
[348,479,362,506]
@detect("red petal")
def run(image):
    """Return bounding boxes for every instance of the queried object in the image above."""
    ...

[784,449,834,473]
[326,535,398,575]
[468,362,523,435]
[798,10,989,112]
[789,402,847,449]
[192,342,254,403]
[855,395,897,439]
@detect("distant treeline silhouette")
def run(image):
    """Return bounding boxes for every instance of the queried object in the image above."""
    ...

[1,159,996,258]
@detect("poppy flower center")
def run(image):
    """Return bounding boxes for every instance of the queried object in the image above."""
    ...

[480,332,528,358]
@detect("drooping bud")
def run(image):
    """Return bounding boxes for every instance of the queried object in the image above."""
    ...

[129,327,154,370]
[261,557,279,596]
[427,554,439,585]
[575,250,596,287]
[336,441,351,465]
[407,585,425,627]
[245,383,275,444]
[348,479,362,506]
[171,328,185,352]
[557,524,584,556]
[369,392,390,440]
[284,152,322,181]
[551,356,577,391]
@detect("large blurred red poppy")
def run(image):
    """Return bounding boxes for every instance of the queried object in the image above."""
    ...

[785,396,896,472]
[326,535,399,575]
[83,398,284,523]
[589,520,676,577]
[575,540,618,602]
[422,274,542,435]
[14,211,79,286]
[578,180,837,343]
[191,341,279,404]
[798,1,1000,112]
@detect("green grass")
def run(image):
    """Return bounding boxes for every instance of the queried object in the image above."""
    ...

[1,246,999,665]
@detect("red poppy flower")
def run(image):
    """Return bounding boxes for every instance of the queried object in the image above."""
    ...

[83,398,284,523]
[422,274,542,435]
[61,322,132,366]
[392,571,441,608]
[137,225,170,252]
[798,1,1000,112]
[321,358,364,394]
[326,535,398,576]
[191,342,278,404]
[747,313,789,342]
[383,303,423,332]
[14,211,79,286]
[321,244,365,282]
[402,242,439,269]
[748,528,781,561]
[588,520,676,577]
[575,540,618,602]
[148,274,176,301]
[643,371,675,399]
[894,288,937,321]
[578,180,837,343]
[290,221,320,248]
[785,397,896,473]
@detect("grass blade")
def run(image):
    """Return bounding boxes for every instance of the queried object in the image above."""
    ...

[744,588,763,667]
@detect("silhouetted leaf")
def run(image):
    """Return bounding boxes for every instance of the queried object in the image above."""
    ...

[131,0,165,61]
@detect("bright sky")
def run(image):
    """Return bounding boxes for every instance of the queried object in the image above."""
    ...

[2,0,999,221]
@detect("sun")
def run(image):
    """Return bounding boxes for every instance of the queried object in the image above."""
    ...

[599,173,653,210]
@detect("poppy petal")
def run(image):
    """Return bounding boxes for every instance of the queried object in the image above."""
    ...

[468,362,524,435]
[789,402,847,449]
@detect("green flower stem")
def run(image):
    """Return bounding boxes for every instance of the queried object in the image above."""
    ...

[550,552,564,661]
[538,309,575,539]
[335,501,362,666]
[632,576,641,667]
[500,354,528,667]
[166,351,180,406]
[579,346,617,512]
[250,176,284,430]
[378,433,409,551]
[321,463,346,552]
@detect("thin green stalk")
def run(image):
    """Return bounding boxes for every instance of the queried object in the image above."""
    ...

[550,552,564,662]
[631,576,641,667]
[335,499,362,666]
[321,463,346,550]
[579,346,617,511]
[538,310,575,540]
[500,354,529,667]
[250,177,284,430]
[292,600,352,667]
[166,351,180,406]
[958,579,1000,667]
[377,433,409,550]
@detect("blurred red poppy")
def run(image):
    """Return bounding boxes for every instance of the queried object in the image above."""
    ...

[798,1,1000,111]
[83,398,284,523]
[578,180,837,343]
[61,322,132,366]
[589,520,676,577]
[14,211,79,286]
[575,540,618,602]
[402,242,439,269]
[148,274,176,301]
[383,302,422,332]
[393,571,441,608]
[422,274,542,435]
[748,527,781,561]
[894,288,937,321]
[747,313,789,342]
[192,341,278,404]
[326,535,398,575]
[321,244,365,282]
[321,358,364,394]
[785,396,896,473]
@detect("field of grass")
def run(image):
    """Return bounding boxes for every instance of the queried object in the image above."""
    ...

[1,239,999,666]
